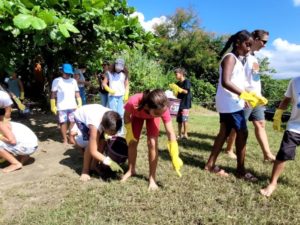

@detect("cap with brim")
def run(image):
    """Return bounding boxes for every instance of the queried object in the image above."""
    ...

[62,63,74,75]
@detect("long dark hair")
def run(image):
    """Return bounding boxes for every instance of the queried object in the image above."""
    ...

[219,30,252,58]
[137,89,169,111]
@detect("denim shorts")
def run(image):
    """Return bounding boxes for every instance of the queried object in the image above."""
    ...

[219,110,247,135]
[176,109,189,123]
[244,106,265,121]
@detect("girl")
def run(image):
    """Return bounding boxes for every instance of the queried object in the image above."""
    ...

[121,89,183,190]
[205,30,259,180]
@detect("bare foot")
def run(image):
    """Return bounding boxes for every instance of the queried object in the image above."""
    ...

[148,181,159,191]
[121,170,136,182]
[204,165,229,177]
[2,163,22,173]
[80,173,91,182]
[226,151,237,159]
[260,184,277,197]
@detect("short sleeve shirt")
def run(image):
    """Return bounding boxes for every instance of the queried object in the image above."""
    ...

[124,93,171,123]
[0,90,13,108]
[285,77,300,134]
[176,79,192,109]
[51,77,79,110]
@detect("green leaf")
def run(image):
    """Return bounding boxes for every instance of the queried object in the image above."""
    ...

[13,14,33,29]
[38,10,57,25]
[58,24,70,37]
[11,28,21,37]
[65,22,80,33]
[20,0,35,8]
[31,17,47,30]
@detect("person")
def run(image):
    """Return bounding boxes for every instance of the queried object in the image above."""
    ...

[70,104,123,181]
[121,89,183,190]
[169,68,192,139]
[6,71,25,101]
[98,61,110,107]
[204,30,265,180]
[50,63,82,145]
[260,77,300,197]
[102,58,129,124]
[0,89,13,122]
[225,30,274,162]
[75,65,89,105]
[0,121,38,173]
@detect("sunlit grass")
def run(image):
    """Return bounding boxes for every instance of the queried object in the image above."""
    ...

[2,109,300,225]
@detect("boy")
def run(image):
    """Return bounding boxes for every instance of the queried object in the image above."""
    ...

[0,121,38,173]
[50,63,82,145]
[169,68,192,139]
[70,104,123,181]
[261,76,300,197]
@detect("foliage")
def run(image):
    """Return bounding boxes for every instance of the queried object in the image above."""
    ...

[120,48,173,94]
[0,0,158,89]
[190,74,216,108]
[154,8,224,86]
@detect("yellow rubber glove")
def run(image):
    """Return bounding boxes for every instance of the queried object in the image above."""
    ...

[273,109,284,132]
[12,96,26,111]
[50,99,57,115]
[167,141,183,177]
[125,123,137,145]
[239,91,260,108]
[104,85,116,95]
[250,92,268,106]
[123,89,129,102]
[76,97,82,108]
[169,83,183,97]
[103,156,124,173]
[20,92,25,100]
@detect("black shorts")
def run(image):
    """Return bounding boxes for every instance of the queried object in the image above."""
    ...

[276,130,300,161]
[219,110,247,136]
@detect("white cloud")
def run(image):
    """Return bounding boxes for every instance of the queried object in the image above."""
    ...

[130,12,167,33]
[293,0,300,6]
[257,38,300,79]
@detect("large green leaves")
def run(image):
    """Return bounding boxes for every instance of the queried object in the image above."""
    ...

[13,14,46,30]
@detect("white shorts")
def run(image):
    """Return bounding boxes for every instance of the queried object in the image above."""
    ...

[0,142,38,156]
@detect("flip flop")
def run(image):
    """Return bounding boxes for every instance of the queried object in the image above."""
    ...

[238,172,258,182]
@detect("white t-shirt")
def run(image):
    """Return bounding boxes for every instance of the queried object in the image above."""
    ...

[74,104,110,131]
[285,77,300,133]
[215,53,245,113]
[107,72,126,96]
[0,90,13,108]
[51,77,79,110]
[244,54,261,95]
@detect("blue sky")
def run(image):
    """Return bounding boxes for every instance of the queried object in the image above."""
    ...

[128,0,300,79]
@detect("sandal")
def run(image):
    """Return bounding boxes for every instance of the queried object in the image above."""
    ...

[238,172,258,182]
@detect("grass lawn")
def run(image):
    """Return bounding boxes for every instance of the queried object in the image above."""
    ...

[2,107,300,225]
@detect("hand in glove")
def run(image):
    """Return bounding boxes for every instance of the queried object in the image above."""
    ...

[167,141,183,177]
[169,83,183,97]
[104,85,116,95]
[249,92,268,106]
[12,96,26,111]
[239,91,260,108]
[20,92,25,100]
[125,123,137,145]
[273,109,284,132]
[50,99,57,115]
[123,90,129,102]
[103,157,124,173]
[76,97,82,108]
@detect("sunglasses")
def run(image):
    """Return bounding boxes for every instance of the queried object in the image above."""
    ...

[260,39,268,45]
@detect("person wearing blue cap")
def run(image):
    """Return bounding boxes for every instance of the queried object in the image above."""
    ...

[50,63,82,145]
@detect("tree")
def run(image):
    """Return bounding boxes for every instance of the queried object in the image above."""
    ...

[0,0,157,99]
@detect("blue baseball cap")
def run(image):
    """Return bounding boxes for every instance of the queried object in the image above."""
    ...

[62,63,74,75]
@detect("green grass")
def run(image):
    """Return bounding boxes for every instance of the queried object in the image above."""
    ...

[2,110,300,225]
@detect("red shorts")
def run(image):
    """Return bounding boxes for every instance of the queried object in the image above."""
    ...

[132,116,161,139]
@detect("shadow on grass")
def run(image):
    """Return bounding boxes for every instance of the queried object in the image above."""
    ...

[187,132,216,140]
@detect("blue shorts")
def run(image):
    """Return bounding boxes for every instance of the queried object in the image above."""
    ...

[74,119,90,141]
[58,109,75,123]
[244,106,265,121]
[219,110,247,135]
[276,130,300,161]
